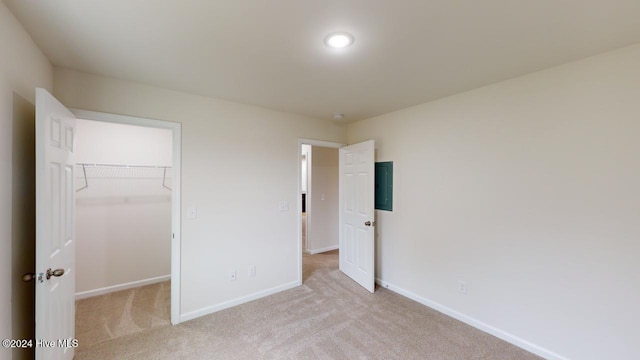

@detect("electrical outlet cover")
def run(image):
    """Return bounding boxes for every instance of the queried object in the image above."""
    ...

[458,280,467,294]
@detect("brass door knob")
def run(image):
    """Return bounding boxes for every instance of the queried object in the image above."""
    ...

[46,268,65,280]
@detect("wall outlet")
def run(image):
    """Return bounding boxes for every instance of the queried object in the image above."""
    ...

[248,265,256,277]
[458,280,467,294]
[230,270,236,281]
[279,201,289,211]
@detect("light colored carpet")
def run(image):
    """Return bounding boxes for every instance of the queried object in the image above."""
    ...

[75,280,170,348]
[75,251,540,359]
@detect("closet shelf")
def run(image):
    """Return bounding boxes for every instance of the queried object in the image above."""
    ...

[76,163,172,192]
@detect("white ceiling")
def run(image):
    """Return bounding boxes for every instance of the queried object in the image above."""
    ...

[5,0,640,122]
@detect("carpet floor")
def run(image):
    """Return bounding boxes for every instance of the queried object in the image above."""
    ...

[75,250,540,359]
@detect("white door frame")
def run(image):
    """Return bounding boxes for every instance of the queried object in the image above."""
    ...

[71,109,182,325]
[297,138,344,285]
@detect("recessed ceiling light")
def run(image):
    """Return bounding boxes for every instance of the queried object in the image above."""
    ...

[324,32,354,48]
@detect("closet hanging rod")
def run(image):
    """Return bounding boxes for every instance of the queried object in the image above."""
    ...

[76,163,171,169]
[75,163,173,192]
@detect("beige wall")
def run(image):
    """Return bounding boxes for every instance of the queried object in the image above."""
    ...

[0,3,53,360]
[53,68,346,319]
[347,43,640,360]
[307,146,339,253]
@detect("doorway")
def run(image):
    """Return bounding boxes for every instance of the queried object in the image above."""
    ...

[33,90,182,359]
[298,139,343,283]
[71,109,181,327]
[73,118,173,346]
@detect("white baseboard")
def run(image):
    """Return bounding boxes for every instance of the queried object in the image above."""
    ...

[75,275,171,300]
[307,245,338,254]
[375,278,568,360]
[180,280,300,323]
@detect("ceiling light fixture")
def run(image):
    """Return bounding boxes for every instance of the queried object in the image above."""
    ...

[324,32,354,48]
[333,113,344,120]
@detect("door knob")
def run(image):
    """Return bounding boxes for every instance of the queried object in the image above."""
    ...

[46,268,65,280]
[22,272,44,283]
[22,269,63,282]
[364,221,373,226]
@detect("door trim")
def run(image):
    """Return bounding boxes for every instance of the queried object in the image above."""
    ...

[297,139,344,285]
[70,109,182,325]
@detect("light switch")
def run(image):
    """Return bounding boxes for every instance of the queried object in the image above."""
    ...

[279,201,289,212]
[187,207,197,219]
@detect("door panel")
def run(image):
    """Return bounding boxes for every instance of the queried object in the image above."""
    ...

[339,140,375,293]
[36,88,76,360]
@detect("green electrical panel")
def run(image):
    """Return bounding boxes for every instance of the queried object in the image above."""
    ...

[375,162,393,211]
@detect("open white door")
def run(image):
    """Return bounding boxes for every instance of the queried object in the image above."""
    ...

[35,88,76,360]
[339,140,375,293]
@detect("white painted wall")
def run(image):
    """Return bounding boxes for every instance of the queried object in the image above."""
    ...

[0,3,53,360]
[53,68,347,320]
[347,43,640,360]
[307,146,339,254]
[76,119,172,167]
[75,119,172,296]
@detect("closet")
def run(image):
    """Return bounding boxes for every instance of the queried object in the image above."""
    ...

[74,119,172,299]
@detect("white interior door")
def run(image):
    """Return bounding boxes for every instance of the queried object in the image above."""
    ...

[339,140,375,293]
[35,88,76,360]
